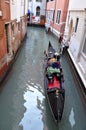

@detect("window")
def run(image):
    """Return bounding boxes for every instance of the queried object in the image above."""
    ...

[67,12,70,26]
[75,17,79,32]
[36,0,42,2]
[18,22,20,31]
[83,37,86,54]
[56,10,61,24]
[5,24,10,53]
[50,10,54,22]
[36,6,40,16]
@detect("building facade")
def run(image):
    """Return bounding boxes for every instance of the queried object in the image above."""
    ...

[45,0,69,37]
[0,0,28,83]
[65,0,86,88]
[28,0,46,25]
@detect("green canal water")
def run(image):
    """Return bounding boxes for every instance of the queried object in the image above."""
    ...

[0,26,86,130]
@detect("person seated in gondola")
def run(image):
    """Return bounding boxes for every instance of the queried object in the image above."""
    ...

[54,53,61,68]
[45,59,60,73]
[48,53,61,69]
[54,52,60,60]
[46,66,60,82]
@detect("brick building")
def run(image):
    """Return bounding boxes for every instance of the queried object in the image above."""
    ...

[45,0,69,37]
[0,0,28,82]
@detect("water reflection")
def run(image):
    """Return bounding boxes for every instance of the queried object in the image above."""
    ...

[19,80,45,130]
[69,107,75,128]
[0,27,86,130]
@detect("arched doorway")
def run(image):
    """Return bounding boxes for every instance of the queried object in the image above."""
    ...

[36,6,40,16]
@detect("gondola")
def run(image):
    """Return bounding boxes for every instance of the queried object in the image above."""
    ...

[44,42,65,123]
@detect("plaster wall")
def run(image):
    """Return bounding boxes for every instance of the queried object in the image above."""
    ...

[69,0,86,10]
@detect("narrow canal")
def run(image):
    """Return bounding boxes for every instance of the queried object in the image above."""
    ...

[0,26,86,130]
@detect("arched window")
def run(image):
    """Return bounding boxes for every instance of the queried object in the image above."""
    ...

[36,6,40,16]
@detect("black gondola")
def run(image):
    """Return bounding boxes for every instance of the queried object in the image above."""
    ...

[44,41,65,123]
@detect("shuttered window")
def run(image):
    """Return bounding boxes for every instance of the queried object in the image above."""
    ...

[56,10,61,24]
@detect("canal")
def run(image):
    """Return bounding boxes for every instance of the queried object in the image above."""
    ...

[0,26,86,130]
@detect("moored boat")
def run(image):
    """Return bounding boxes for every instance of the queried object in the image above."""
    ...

[44,41,65,123]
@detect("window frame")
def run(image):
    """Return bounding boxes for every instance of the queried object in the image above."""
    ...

[36,6,40,16]
[74,17,79,32]
[56,10,61,24]
[82,34,86,55]
[81,24,86,59]
[36,0,42,2]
